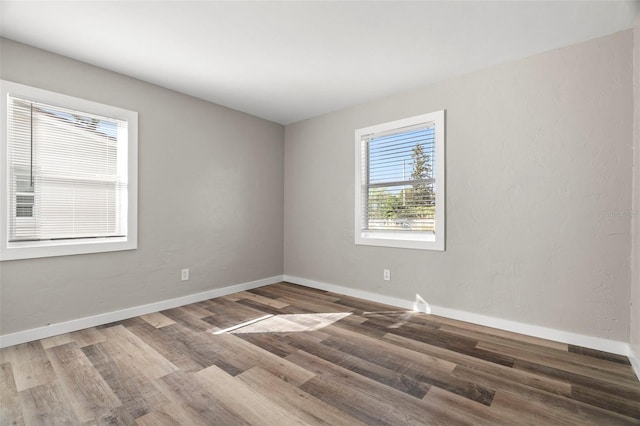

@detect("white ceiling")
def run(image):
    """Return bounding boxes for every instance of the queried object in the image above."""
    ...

[1,1,638,125]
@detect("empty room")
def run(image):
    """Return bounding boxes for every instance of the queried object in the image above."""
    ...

[1,1,639,424]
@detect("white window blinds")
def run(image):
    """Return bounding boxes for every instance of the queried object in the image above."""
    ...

[6,95,129,242]
[361,122,436,233]
[354,110,445,251]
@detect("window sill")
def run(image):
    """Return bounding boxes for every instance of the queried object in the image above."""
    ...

[0,237,137,261]
[356,230,444,251]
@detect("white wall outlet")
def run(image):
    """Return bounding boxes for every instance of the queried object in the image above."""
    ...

[181,268,189,281]
[383,269,390,281]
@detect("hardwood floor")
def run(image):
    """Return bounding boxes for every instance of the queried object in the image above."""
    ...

[1,282,639,425]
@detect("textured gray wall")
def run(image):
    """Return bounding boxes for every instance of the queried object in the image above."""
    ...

[631,18,640,357]
[0,38,284,334]
[284,30,634,341]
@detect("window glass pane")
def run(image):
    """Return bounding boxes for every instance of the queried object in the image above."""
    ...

[368,127,435,185]
[367,184,435,231]
[7,96,127,242]
[365,126,436,231]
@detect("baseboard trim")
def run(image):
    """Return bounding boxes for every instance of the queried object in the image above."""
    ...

[283,274,631,357]
[0,275,284,348]
[284,275,417,311]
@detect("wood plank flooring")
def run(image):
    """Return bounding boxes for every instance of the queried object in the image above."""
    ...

[1,282,639,425]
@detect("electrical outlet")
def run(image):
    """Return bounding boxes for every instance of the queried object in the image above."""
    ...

[181,268,189,281]
[383,269,390,281]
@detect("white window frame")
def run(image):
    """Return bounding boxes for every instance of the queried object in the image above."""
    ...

[0,80,138,261]
[355,111,445,251]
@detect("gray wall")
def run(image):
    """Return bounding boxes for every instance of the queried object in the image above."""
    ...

[0,38,284,335]
[631,18,640,357]
[284,30,634,341]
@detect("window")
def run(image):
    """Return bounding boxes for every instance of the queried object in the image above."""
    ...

[1,80,138,260]
[355,111,445,250]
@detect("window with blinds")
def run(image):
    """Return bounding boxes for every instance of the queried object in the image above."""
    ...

[355,111,445,251]
[1,80,138,260]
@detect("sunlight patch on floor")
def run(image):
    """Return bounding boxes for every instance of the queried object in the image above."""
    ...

[218,312,352,334]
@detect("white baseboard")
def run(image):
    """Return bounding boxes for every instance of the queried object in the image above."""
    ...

[0,275,284,348]
[426,304,631,356]
[283,274,632,357]
[285,275,417,311]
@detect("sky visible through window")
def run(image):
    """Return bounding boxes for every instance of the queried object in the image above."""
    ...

[368,127,435,189]
[41,105,118,138]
